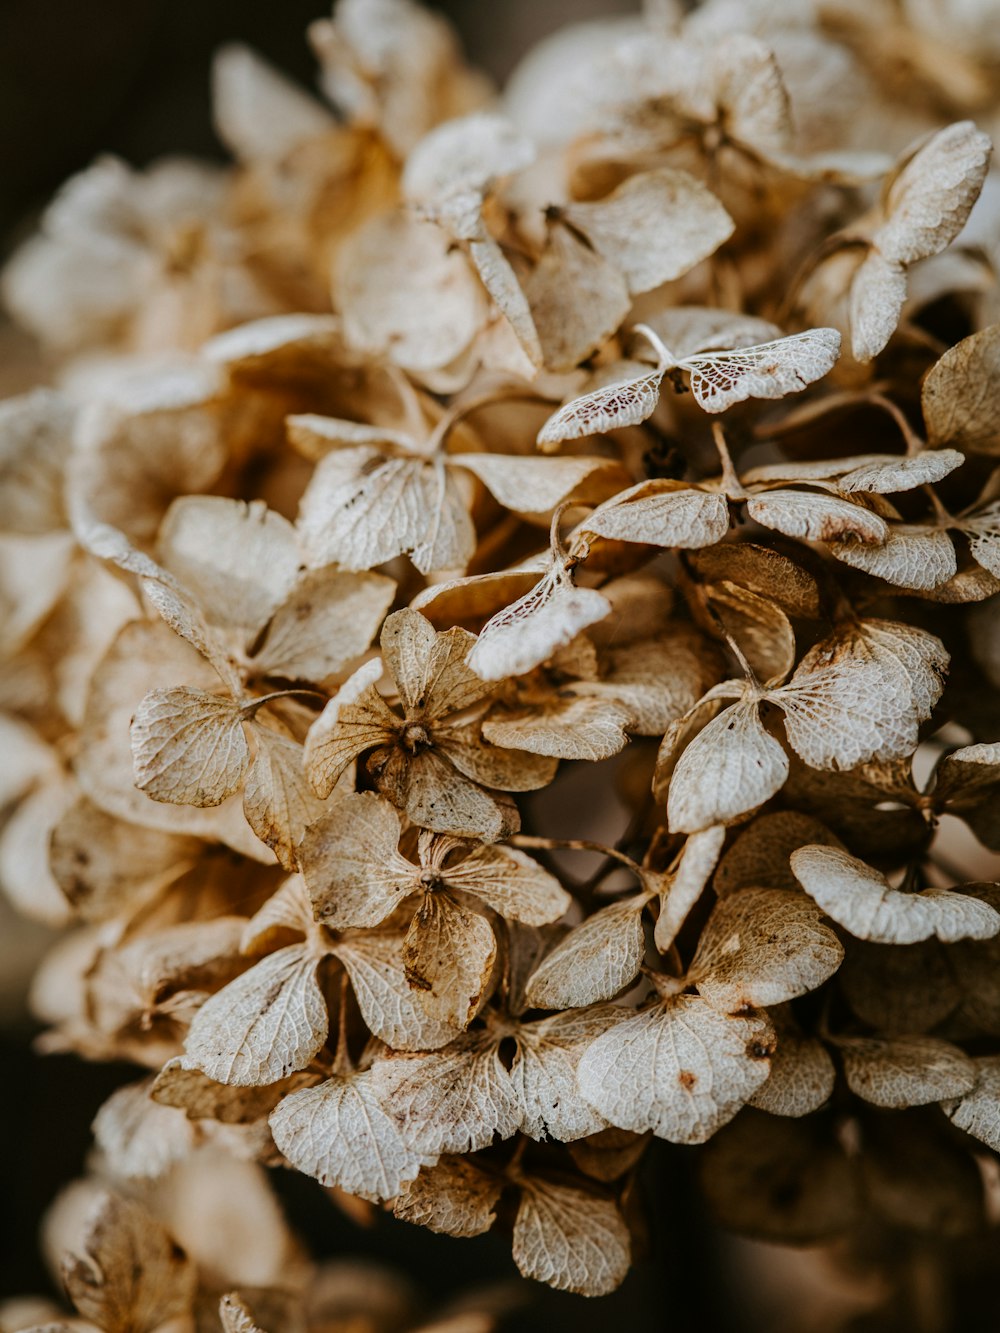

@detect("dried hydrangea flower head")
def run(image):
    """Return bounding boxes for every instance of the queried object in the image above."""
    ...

[4,0,1000,1313]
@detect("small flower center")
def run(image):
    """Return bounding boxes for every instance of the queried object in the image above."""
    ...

[401,722,433,755]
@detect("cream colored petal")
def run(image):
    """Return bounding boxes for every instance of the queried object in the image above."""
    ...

[370,1039,521,1154]
[790,844,1000,944]
[451,453,620,516]
[512,1004,629,1141]
[391,1155,502,1238]
[269,1069,428,1202]
[848,249,907,362]
[158,497,301,640]
[577,996,773,1143]
[667,698,788,835]
[60,1192,196,1333]
[92,1079,196,1181]
[749,1030,835,1118]
[512,1180,630,1297]
[653,825,726,953]
[131,688,250,808]
[466,566,611,681]
[681,328,841,412]
[212,43,334,162]
[403,893,496,1029]
[941,1057,1000,1153]
[333,933,461,1051]
[922,324,1000,451]
[382,610,490,720]
[745,489,888,543]
[242,728,327,871]
[582,481,730,549]
[690,887,844,1011]
[254,568,395,685]
[50,796,200,923]
[830,524,957,590]
[335,210,488,374]
[442,843,570,925]
[182,944,327,1085]
[392,746,522,842]
[839,1035,976,1108]
[875,121,991,267]
[525,222,631,372]
[304,658,399,799]
[536,369,664,446]
[298,448,476,576]
[300,792,416,930]
[561,168,734,294]
[524,898,647,1010]
[482,695,631,762]
[0,388,72,533]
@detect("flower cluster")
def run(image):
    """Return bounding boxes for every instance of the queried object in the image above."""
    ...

[4,0,1000,1310]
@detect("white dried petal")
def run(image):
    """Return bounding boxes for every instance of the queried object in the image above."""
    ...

[790,845,1000,944]
[524,898,647,1010]
[269,1070,427,1202]
[512,1180,630,1298]
[560,168,735,294]
[182,944,327,1086]
[577,996,773,1143]
[667,698,788,834]
[839,1035,976,1108]
[131,688,250,809]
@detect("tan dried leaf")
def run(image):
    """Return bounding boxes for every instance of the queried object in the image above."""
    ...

[391,1156,502,1238]
[559,167,735,294]
[922,323,1000,451]
[242,728,326,871]
[403,893,496,1029]
[512,1004,629,1141]
[941,1057,1000,1153]
[332,933,462,1052]
[744,489,888,543]
[653,825,726,953]
[679,328,841,413]
[269,1069,428,1202]
[536,368,665,446]
[525,222,631,372]
[219,1292,265,1333]
[714,811,841,896]
[749,1026,836,1118]
[666,696,788,834]
[466,564,611,681]
[370,1038,522,1155]
[581,481,731,550]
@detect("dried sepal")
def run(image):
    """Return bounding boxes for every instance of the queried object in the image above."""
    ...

[790,845,1000,944]
[60,1192,196,1333]
[577,995,774,1143]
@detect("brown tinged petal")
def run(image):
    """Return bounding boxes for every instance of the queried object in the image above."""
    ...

[60,1191,196,1333]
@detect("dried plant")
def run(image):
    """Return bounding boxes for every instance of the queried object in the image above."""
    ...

[4,0,1000,1320]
